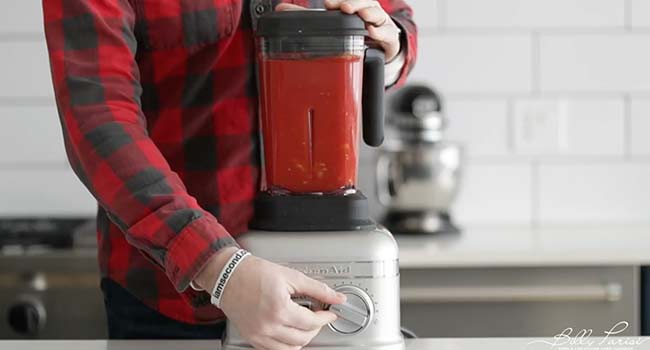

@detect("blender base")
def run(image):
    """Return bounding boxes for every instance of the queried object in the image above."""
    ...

[223,227,404,350]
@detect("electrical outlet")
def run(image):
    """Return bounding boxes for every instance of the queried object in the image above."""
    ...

[513,99,568,154]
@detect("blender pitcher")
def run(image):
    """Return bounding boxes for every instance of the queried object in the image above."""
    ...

[256,10,385,195]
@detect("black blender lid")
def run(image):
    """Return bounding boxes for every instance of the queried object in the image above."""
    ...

[256,10,368,37]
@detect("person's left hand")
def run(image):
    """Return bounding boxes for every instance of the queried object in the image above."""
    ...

[275,0,402,62]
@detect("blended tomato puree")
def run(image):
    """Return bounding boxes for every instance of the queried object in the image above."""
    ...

[258,55,363,194]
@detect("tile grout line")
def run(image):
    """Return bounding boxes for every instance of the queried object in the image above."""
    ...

[625,0,633,30]
[0,97,54,106]
[506,98,516,154]
[437,0,446,30]
[624,93,632,158]
[0,33,45,42]
[417,27,650,35]
[530,158,540,229]
[465,155,650,164]
[531,30,540,95]
[438,92,641,99]
[0,162,69,171]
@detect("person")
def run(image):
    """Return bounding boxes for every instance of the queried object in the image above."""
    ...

[42,0,417,348]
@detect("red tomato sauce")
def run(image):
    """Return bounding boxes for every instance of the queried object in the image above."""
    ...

[258,55,363,194]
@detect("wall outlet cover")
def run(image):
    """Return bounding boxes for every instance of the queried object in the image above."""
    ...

[513,99,568,155]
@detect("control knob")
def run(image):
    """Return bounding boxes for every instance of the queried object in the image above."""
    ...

[8,296,46,336]
[328,285,373,334]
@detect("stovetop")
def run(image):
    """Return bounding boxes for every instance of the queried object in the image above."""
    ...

[0,218,95,249]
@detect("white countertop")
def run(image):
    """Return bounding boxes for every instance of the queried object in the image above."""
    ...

[397,225,650,268]
[4,225,650,269]
[2,338,649,350]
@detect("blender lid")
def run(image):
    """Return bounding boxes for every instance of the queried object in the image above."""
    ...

[256,10,368,37]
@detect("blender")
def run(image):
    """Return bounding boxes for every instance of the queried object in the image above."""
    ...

[222,10,404,350]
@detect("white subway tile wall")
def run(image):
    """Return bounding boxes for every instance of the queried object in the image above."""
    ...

[0,0,44,34]
[512,98,625,156]
[630,0,650,28]
[0,41,53,97]
[411,34,532,94]
[540,34,650,92]
[539,162,650,224]
[630,99,650,155]
[401,0,650,226]
[445,98,510,157]
[1,0,649,226]
[558,98,626,156]
[454,162,533,225]
[0,106,67,164]
[445,0,625,29]
[407,0,439,30]
[0,169,96,217]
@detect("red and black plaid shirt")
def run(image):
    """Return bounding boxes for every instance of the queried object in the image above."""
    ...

[43,0,417,324]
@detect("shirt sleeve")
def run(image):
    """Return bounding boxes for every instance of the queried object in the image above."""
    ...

[384,50,406,86]
[378,0,418,89]
[42,0,238,292]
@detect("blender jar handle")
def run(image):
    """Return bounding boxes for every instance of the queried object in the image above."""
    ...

[362,48,385,147]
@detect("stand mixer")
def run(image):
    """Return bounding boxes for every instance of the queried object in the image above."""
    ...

[377,85,463,235]
[222,10,404,350]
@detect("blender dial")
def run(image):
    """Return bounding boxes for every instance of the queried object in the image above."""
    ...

[327,285,374,334]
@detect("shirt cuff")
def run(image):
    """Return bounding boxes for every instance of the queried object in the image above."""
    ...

[164,213,239,292]
[384,49,406,87]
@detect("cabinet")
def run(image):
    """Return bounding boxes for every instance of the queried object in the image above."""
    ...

[0,253,106,339]
[400,266,639,337]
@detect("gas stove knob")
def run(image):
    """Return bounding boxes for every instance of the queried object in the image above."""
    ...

[328,286,373,335]
[8,296,46,336]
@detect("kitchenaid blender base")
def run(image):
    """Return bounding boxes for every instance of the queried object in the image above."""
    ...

[223,228,405,350]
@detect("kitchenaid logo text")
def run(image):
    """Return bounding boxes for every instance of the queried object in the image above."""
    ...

[527,321,648,350]
[293,264,352,277]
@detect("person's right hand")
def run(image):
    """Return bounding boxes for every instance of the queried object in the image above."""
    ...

[197,250,346,350]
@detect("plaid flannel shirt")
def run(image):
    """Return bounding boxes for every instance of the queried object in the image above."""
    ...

[43,0,417,324]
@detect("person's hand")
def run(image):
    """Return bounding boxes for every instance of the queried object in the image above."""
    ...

[195,249,346,350]
[275,0,402,62]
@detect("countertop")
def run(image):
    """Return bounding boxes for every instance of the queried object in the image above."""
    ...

[397,225,650,268]
[2,338,649,350]
[4,225,650,269]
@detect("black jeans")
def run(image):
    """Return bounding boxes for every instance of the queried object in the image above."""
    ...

[101,278,226,339]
